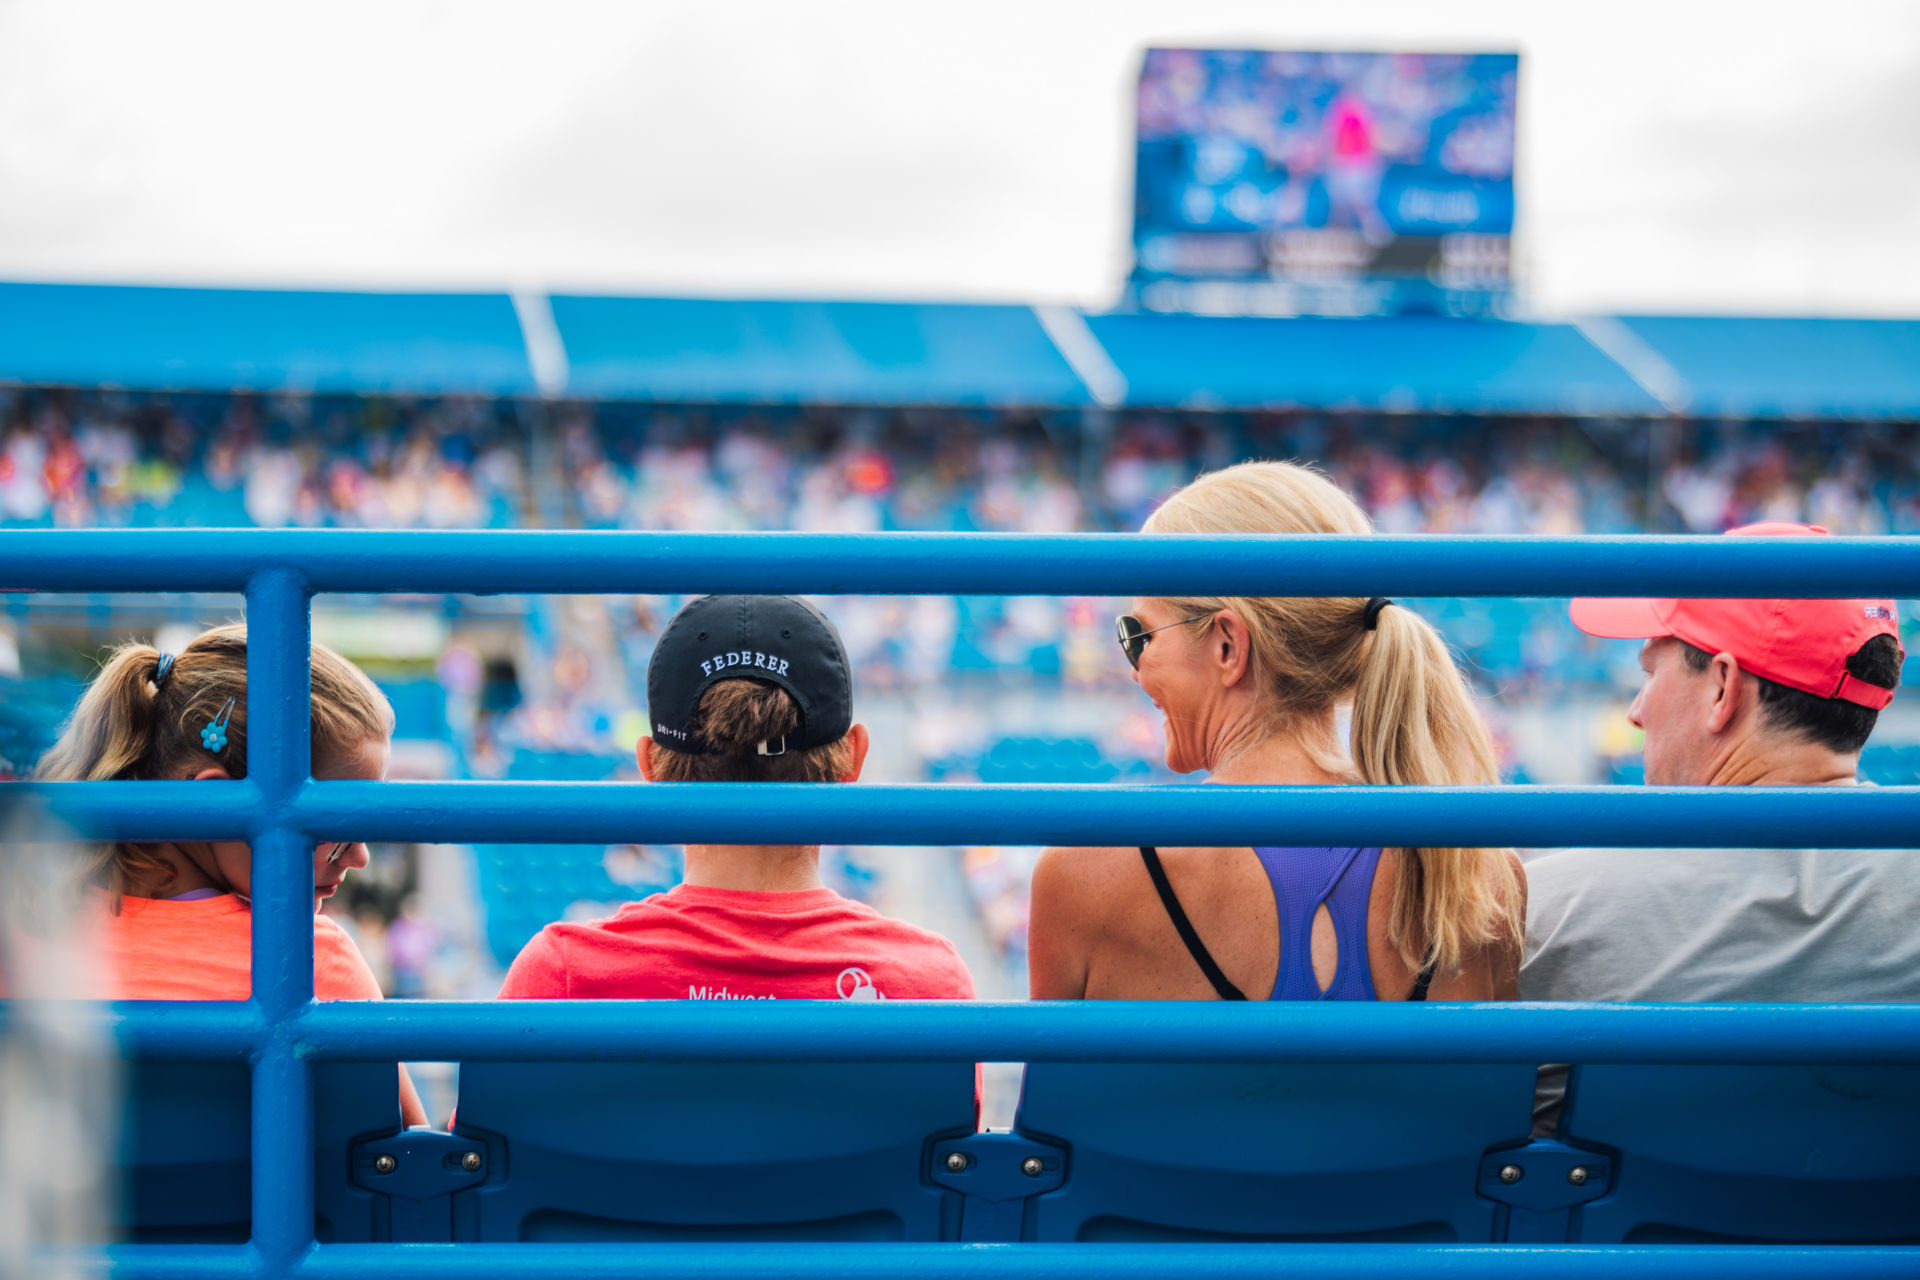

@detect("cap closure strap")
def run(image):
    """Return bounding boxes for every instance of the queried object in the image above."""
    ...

[1834,672,1896,711]
[756,735,787,757]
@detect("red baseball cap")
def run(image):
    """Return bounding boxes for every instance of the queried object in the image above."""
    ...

[1569,522,1904,711]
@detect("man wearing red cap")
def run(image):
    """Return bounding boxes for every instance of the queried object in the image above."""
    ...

[1520,523,1914,1130]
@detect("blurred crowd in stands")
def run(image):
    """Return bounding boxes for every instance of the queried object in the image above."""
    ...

[6,387,1917,769]
[0,389,527,531]
[11,388,1918,540]
[6,387,1917,991]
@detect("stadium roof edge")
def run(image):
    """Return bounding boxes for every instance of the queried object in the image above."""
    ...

[2,281,1917,418]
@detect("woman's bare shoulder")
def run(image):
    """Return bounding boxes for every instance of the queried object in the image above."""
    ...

[1033,845,1141,913]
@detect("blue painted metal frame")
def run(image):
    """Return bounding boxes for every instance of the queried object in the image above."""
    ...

[4,527,1919,1278]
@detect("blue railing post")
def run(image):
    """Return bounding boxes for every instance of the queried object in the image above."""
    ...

[244,567,315,1274]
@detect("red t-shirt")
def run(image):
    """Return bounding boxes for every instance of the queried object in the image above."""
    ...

[498,884,976,1002]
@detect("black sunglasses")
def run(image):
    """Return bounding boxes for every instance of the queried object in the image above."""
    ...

[1115,612,1213,670]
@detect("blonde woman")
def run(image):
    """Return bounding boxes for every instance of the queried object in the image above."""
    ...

[1029,462,1525,1003]
[28,623,425,1124]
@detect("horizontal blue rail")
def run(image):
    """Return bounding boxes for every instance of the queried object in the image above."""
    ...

[12,778,1920,848]
[5,528,1920,597]
[74,1241,1920,1280]
[55,999,1919,1066]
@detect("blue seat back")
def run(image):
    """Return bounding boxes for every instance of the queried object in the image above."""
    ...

[1559,1064,1920,1243]
[450,1061,976,1241]
[1013,1063,1536,1242]
[120,1061,402,1242]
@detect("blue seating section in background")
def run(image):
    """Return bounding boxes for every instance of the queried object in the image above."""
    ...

[1860,742,1920,786]
[0,675,84,776]
[474,842,675,970]
[927,737,1158,785]
[378,680,450,743]
[472,749,674,968]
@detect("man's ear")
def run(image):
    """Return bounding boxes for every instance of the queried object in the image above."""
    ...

[841,724,871,782]
[1212,609,1253,688]
[635,736,657,782]
[1706,651,1743,734]
[191,767,233,782]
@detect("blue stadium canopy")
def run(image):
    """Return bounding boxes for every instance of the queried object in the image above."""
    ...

[1616,317,1920,421]
[3,281,1918,418]
[1083,313,1664,416]
[0,282,536,395]
[549,296,1087,406]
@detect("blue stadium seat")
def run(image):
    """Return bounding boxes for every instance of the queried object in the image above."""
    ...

[473,842,668,968]
[1859,742,1920,786]
[504,750,629,782]
[119,1061,407,1242]
[1011,1063,1537,1241]
[1555,1064,1920,1242]
[449,1061,976,1241]
[377,679,450,743]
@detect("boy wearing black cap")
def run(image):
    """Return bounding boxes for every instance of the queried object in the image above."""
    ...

[499,595,974,1004]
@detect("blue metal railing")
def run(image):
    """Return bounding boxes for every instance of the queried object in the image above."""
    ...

[4,528,1919,1279]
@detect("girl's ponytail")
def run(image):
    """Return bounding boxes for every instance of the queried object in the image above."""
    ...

[33,644,178,908]
[34,644,169,784]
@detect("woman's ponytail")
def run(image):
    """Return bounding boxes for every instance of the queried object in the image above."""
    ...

[1148,461,1524,978]
[1350,603,1520,975]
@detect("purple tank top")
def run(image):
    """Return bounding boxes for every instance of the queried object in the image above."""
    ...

[1252,845,1383,1001]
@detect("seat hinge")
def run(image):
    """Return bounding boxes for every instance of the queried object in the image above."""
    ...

[1478,1139,1614,1242]
[349,1128,491,1242]
[930,1131,1068,1243]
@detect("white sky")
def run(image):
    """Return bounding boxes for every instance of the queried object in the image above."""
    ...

[2,0,1917,316]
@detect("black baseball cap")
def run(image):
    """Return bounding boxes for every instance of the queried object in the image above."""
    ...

[647,595,853,755]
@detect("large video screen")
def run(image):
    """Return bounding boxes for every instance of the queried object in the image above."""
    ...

[1133,50,1518,309]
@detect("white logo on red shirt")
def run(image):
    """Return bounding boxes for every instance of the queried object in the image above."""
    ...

[837,967,885,1001]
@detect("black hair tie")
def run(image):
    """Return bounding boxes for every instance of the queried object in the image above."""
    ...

[1362,598,1394,631]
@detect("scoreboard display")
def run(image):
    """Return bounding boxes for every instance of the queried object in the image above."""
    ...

[1132,50,1519,314]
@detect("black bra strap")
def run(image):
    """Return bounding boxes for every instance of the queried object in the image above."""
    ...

[1409,960,1437,1002]
[1139,847,1246,1001]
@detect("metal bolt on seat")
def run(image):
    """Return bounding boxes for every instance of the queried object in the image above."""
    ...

[373,1154,397,1174]
[1021,1157,1045,1177]
[460,1151,483,1172]
[1567,1166,1590,1186]
[1498,1164,1522,1184]
[944,1152,969,1173]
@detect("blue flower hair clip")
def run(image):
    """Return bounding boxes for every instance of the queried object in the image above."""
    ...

[201,697,236,753]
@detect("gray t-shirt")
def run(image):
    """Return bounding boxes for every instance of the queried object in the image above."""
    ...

[1520,846,1920,1132]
